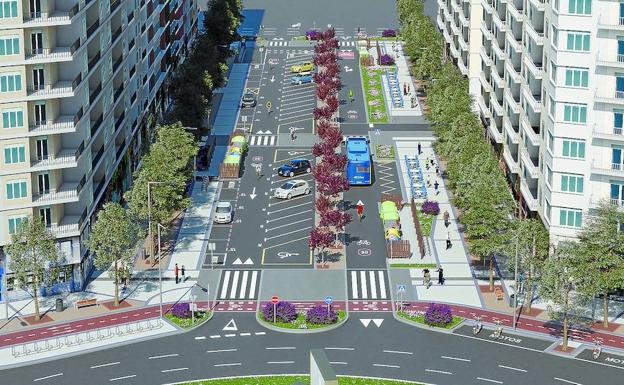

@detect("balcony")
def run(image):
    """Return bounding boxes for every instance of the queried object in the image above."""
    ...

[596,53,624,69]
[31,149,78,171]
[591,160,624,178]
[503,147,520,174]
[23,8,74,26]
[522,83,542,112]
[112,55,124,73]
[491,95,504,116]
[92,146,105,170]
[523,53,543,79]
[520,114,539,146]
[89,83,102,104]
[520,180,538,211]
[90,114,104,137]
[110,0,121,12]
[492,12,507,33]
[114,85,124,103]
[598,16,624,31]
[25,44,76,63]
[593,126,624,141]
[611,198,624,207]
[507,0,523,22]
[88,52,101,71]
[115,112,126,132]
[50,208,87,238]
[26,81,74,99]
[503,116,520,144]
[93,179,106,199]
[481,21,494,41]
[116,140,126,159]
[505,60,522,83]
[480,72,493,92]
[527,0,545,11]
[87,20,100,39]
[26,115,77,137]
[33,179,83,206]
[128,10,136,24]
[595,90,624,106]
[489,119,504,144]
[505,89,521,115]
[491,68,505,89]
[525,22,544,45]
[520,147,539,179]
[480,46,493,67]
[481,0,493,14]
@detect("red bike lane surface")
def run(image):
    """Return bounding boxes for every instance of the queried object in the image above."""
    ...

[404,301,624,350]
[0,305,163,348]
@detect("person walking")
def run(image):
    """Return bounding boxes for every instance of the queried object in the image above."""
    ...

[266,101,272,114]
[446,231,452,250]
[356,200,364,222]
[255,164,262,179]
[417,142,422,155]
[423,269,431,289]
[403,82,407,95]
[437,266,444,285]
[443,210,450,228]
[289,127,296,141]
[181,265,186,283]
[174,263,179,284]
[434,180,440,195]
[407,84,411,94]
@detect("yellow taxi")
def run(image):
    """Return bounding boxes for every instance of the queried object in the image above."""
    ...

[290,61,314,73]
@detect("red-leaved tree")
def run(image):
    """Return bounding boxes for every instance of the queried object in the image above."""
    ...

[319,209,352,244]
[316,120,337,136]
[322,62,340,77]
[312,141,336,158]
[325,95,339,113]
[322,153,347,172]
[316,82,334,101]
[313,106,334,121]
[315,195,332,214]
[316,174,349,197]
[318,126,343,148]
[321,28,336,40]
[309,226,335,264]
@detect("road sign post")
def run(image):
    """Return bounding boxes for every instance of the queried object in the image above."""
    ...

[324,296,333,314]
[271,295,279,323]
[397,285,406,313]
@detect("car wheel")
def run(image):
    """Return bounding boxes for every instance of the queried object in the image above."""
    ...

[306,167,311,173]
[298,81,302,85]
[304,188,311,195]
[287,193,292,199]
[289,171,295,177]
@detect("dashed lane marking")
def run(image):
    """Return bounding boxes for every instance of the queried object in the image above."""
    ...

[554,378,582,385]
[109,375,136,382]
[214,363,242,367]
[325,347,355,351]
[33,373,63,382]
[161,368,188,373]
[426,369,453,375]
[383,350,413,355]
[373,363,400,368]
[476,378,503,384]
[90,362,121,369]
[498,365,527,372]
[441,355,471,362]
[148,354,179,359]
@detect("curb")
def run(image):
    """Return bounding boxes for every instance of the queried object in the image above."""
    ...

[392,310,465,335]
[164,309,215,332]
[255,311,349,334]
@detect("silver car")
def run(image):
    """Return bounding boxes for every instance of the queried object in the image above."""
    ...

[274,180,310,199]
[213,201,233,223]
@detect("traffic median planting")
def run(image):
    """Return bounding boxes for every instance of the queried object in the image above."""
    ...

[257,300,347,331]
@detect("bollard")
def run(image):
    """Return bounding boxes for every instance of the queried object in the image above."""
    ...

[75,334,82,344]
[34,341,42,353]
[12,346,17,357]
[137,321,144,332]
[24,344,32,355]
[125,324,132,334]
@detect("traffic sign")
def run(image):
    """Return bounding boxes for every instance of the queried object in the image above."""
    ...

[324,296,333,305]
[271,295,279,304]
[397,284,406,293]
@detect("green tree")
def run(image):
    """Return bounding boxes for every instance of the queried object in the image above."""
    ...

[6,218,66,321]
[570,200,624,327]
[86,203,141,306]
[396,0,424,24]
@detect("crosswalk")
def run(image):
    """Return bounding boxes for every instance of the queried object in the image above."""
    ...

[218,270,260,300]
[249,135,277,146]
[265,41,356,47]
[268,41,289,46]
[348,270,390,300]
[338,41,357,47]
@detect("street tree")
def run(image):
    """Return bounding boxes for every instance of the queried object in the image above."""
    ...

[150,123,198,176]
[322,153,348,173]
[316,174,349,197]
[309,227,334,264]
[324,95,339,113]
[320,209,352,244]
[6,217,66,321]
[315,196,332,215]
[86,203,141,306]
[397,0,425,24]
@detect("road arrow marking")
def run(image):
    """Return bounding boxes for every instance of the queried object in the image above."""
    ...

[270,75,275,82]
[232,258,243,265]
[360,319,371,327]
[256,130,264,134]
[243,258,254,265]
[250,187,257,200]
[223,319,238,331]
[373,319,384,327]
[265,130,272,134]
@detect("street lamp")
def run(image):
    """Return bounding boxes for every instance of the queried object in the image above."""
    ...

[157,223,166,320]
[147,181,176,264]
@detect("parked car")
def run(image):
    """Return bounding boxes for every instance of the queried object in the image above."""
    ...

[290,61,314,73]
[277,159,311,177]
[274,180,311,199]
[241,92,257,107]
[291,74,313,85]
[213,201,234,223]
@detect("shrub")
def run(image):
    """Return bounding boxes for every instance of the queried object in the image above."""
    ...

[170,302,190,318]
[424,303,453,327]
[306,305,338,324]
[380,54,395,66]
[422,200,440,215]
[306,29,321,40]
[262,301,297,323]
[382,29,397,38]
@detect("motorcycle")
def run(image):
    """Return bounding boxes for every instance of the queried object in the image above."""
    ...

[492,320,503,339]
[472,316,482,335]
[592,340,602,360]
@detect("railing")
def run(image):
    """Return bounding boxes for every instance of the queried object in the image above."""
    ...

[110,0,121,13]
[112,55,123,73]
[87,20,100,38]
[620,17,624,26]
[92,147,105,170]
[74,107,84,125]
[112,26,122,43]
[613,163,623,171]
[128,10,135,23]
[75,141,85,158]
[70,38,80,54]
[115,112,125,131]
[79,207,88,228]
[88,52,101,71]
[77,175,86,194]
[114,85,124,102]
[615,127,623,135]
[611,198,624,207]
[89,83,102,104]
[72,72,83,89]
[90,114,103,136]
[93,179,106,198]
[116,140,126,159]
[69,4,79,18]
[129,38,136,50]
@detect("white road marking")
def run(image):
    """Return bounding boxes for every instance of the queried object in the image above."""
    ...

[360,271,368,298]
[194,336,206,340]
[266,210,313,223]
[383,350,413,355]
[477,378,503,384]
[268,201,310,214]
[207,349,237,353]
[229,271,240,298]
[426,369,453,375]
[239,270,249,298]
[240,332,251,336]
[498,365,527,372]
[255,332,266,335]
[325,347,355,351]
[351,271,358,299]
[330,361,348,365]
[161,368,188,373]
[265,218,312,232]
[90,362,120,369]
[220,271,231,298]
[264,226,312,241]
[554,378,582,385]
[224,334,236,337]
[109,375,136,382]
[248,271,258,298]
[214,363,242,367]
[369,270,377,299]
[267,361,295,364]
[33,373,63,382]
[209,335,221,339]
[378,271,387,298]
[148,353,179,359]
[441,355,471,362]
[266,346,296,350]
[373,363,400,368]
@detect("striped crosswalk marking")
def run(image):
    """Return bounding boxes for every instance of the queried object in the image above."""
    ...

[348,270,390,300]
[249,270,258,298]
[360,271,368,299]
[351,271,358,299]
[220,271,231,298]
[239,271,249,298]
[369,271,377,299]
[218,270,260,300]
[229,271,240,298]
[378,271,387,298]
[250,135,276,146]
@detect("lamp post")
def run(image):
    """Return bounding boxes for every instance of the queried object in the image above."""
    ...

[513,233,519,329]
[157,223,166,320]
[147,181,176,264]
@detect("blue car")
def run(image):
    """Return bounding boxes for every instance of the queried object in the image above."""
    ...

[277,159,311,177]
[291,74,313,85]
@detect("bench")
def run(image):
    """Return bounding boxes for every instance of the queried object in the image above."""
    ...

[75,298,98,309]
[494,287,504,301]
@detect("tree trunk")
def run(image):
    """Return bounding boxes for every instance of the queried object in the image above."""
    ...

[562,291,570,351]
[526,274,533,312]
[603,294,609,328]
[32,276,41,321]
[114,260,120,307]
[488,257,494,291]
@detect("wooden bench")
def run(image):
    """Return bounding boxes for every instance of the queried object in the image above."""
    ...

[75,298,97,309]
[494,287,504,301]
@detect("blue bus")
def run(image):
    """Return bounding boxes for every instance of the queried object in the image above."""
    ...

[346,136,372,185]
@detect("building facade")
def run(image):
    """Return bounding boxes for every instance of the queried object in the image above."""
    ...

[438,0,624,243]
[0,0,198,299]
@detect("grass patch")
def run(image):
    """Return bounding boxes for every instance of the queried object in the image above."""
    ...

[369,36,401,41]
[418,212,434,236]
[360,66,388,123]
[375,144,395,159]
[165,311,210,328]
[178,376,424,385]
[390,263,437,268]
[291,36,308,41]
[258,310,346,330]
[397,311,463,329]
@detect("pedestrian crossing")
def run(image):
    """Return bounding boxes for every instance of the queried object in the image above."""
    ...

[218,270,260,300]
[265,41,356,47]
[268,41,288,46]
[348,270,390,300]
[338,41,357,47]
[249,135,277,146]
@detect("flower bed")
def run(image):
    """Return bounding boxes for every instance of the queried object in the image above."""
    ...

[165,303,210,328]
[360,67,388,123]
[178,375,425,385]
[375,144,395,159]
[259,305,346,330]
[397,304,462,330]
[389,263,437,268]
[419,211,434,236]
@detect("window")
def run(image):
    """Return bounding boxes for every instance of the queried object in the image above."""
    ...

[611,183,624,204]
[0,73,22,92]
[615,111,623,131]
[552,26,558,47]
[563,103,587,123]
[559,208,583,228]
[550,61,557,82]
[568,0,591,14]
[6,180,27,199]
[0,0,18,18]
[564,68,589,87]
[8,215,27,234]
[548,131,554,152]
[547,165,553,187]
[0,36,20,56]
[549,96,556,117]
[2,108,23,128]
[614,148,623,168]
[562,139,586,158]
[560,174,584,193]
[566,32,590,51]
[4,144,25,164]
[545,200,552,223]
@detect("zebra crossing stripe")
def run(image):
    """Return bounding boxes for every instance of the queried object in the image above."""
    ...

[351,271,358,299]
[270,136,276,146]
[369,271,377,299]
[220,271,231,298]
[229,271,240,298]
[360,271,368,299]
[248,271,258,298]
[239,271,249,298]
[378,271,387,298]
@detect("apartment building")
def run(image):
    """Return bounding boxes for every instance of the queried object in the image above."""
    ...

[438,0,624,243]
[0,0,198,298]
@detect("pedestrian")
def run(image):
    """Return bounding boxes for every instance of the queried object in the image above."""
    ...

[356,200,364,221]
[437,266,444,285]
[446,232,452,250]
[417,142,422,155]
[181,265,186,283]
[434,180,439,195]
[407,84,411,94]
[423,269,431,289]
[174,263,179,284]
[349,89,354,102]
[436,165,440,176]
[403,82,407,96]
[290,127,295,141]
[255,164,262,179]
[443,210,450,228]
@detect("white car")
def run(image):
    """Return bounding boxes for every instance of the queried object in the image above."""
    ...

[274,180,311,199]
[213,201,233,223]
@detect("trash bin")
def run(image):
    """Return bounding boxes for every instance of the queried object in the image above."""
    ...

[56,298,63,312]
[509,294,515,308]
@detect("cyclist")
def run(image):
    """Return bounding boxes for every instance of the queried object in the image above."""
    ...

[266,101,272,114]
[356,200,364,221]
[348,89,354,102]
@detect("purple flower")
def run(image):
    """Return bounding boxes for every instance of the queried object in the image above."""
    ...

[306,29,321,40]
[380,54,395,66]
[171,302,190,318]
[382,29,397,38]
[262,301,297,323]
[305,305,338,324]
[422,200,440,215]
[424,303,453,327]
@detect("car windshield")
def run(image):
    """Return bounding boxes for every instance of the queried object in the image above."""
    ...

[286,162,296,167]
[243,93,254,100]
[281,182,296,190]
[216,206,230,213]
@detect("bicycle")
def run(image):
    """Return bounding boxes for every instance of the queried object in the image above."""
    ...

[356,240,371,246]
[492,320,503,339]
[348,89,354,102]
[592,339,602,360]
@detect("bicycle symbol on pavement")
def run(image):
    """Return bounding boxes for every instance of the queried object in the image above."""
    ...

[356,240,371,246]
[277,251,300,259]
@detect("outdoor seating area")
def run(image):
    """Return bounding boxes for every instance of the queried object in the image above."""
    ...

[219,129,248,179]
[405,155,427,200]
[385,67,403,108]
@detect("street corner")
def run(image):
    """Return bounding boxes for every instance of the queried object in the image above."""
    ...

[261,238,313,266]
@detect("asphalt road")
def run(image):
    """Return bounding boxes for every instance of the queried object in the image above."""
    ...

[4,312,620,385]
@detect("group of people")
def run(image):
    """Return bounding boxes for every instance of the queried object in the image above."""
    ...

[174,263,186,284]
[422,266,444,288]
